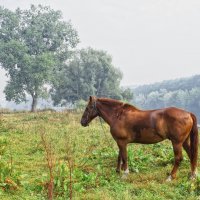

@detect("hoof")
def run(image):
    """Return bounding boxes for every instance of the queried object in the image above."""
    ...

[166,175,173,182]
[116,169,120,173]
[121,173,128,180]
[121,169,129,180]
[189,170,198,180]
[189,174,197,180]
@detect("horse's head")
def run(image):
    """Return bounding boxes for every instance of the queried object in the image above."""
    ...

[81,96,99,127]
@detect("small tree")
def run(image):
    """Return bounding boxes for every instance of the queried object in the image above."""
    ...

[51,48,124,105]
[121,88,133,102]
[0,5,79,111]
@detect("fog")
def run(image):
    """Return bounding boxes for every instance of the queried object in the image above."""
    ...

[1,0,200,101]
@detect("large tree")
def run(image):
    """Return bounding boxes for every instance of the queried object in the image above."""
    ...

[51,48,131,105]
[0,5,79,111]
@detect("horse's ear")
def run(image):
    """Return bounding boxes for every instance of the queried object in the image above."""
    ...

[89,96,96,102]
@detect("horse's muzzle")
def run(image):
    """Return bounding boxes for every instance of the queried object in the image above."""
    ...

[81,119,88,127]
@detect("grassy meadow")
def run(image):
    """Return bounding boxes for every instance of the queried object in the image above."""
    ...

[0,111,199,200]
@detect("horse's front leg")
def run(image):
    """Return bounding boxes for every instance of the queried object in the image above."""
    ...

[116,149,122,173]
[117,141,129,178]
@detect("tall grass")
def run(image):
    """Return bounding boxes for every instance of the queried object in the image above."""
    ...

[0,111,199,199]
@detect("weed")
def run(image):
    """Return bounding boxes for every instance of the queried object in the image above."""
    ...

[0,138,21,192]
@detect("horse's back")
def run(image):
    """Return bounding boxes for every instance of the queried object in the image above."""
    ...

[112,105,194,144]
[136,107,194,142]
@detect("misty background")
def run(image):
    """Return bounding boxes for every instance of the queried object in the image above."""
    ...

[0,0,200,114]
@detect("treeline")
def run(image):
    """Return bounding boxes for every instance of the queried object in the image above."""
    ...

[132,75,200,121]
[0,5,132,111]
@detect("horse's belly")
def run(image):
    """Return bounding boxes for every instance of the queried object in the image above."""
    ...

[132,128,166,144]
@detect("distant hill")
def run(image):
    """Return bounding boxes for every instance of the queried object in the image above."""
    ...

[131,74,200,121]
[133,74,200,95]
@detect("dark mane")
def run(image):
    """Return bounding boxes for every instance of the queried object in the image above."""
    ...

[123,103,139,111]
[98,98,123,106]
[98,98,139,111]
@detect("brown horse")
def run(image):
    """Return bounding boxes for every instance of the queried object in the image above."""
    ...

[81,96,199,181]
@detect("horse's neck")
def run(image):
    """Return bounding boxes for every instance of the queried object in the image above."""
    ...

[97,100,122,126]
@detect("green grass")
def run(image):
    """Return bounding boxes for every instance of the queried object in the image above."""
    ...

[0,111,199,199]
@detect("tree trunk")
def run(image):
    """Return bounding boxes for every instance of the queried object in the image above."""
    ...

[31,95,38,112]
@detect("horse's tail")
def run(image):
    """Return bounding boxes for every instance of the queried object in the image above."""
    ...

[190,113,199,172]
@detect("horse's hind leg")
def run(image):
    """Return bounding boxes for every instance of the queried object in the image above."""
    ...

[183,137,191,160]
[183,137,197,179]
[167,142,183,181]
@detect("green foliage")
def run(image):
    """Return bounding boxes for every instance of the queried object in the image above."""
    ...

[51,47,125,105]
[121,88,134,102]
[0,5,79,111]
[0,5,133,110]
[74,99,87,111]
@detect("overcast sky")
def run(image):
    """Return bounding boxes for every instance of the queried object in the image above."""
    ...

[1,0,200,100]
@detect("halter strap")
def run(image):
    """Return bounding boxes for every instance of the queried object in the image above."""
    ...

[93,100,99,115]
